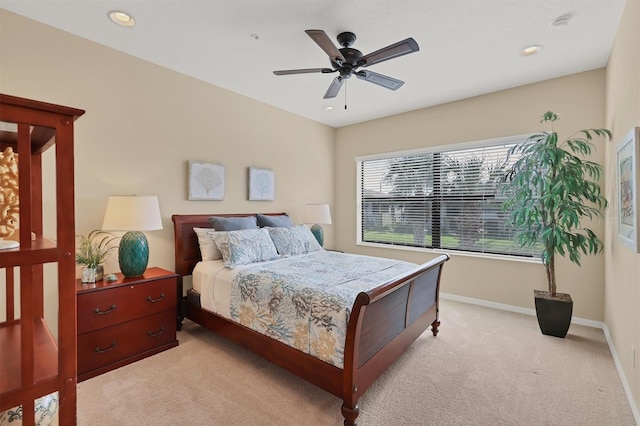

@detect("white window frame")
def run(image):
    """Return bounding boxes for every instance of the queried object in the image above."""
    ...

[355,133,540,260]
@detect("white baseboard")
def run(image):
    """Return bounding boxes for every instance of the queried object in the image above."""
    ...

[440,292,639,425]
[602,323,640,425]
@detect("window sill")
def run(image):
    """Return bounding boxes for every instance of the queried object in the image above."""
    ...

[356,241,541,264]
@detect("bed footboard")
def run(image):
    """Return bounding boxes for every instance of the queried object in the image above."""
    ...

[341,254,449,426]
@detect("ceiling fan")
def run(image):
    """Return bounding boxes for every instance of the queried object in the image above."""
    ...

[273,30,419,99]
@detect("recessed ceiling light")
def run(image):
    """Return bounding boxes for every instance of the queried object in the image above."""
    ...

[324,106,335,111]
[108,10,135,27]
[520,45,542,56]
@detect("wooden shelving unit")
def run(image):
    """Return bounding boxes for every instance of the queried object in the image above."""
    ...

[0,94,84,425]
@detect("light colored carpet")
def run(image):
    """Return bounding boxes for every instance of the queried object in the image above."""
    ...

[77,299,636,425]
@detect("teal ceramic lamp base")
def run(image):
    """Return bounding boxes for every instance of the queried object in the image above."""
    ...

[118,231,149,277]
[310,224,324,247]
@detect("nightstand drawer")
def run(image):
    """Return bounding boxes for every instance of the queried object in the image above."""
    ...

[77,277,176,334]
[77,310,176,375]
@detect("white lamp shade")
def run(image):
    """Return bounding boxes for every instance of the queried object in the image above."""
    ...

[102,195,163,231]
[303,203,332,225]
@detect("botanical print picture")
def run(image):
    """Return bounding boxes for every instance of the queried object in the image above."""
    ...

[249,167,275,201]
[616,127,640,252]
[188,161,225,200]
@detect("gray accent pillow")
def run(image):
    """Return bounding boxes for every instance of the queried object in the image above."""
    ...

[209,215,258,231]
[257,214,293,228]
[267,225,323,256]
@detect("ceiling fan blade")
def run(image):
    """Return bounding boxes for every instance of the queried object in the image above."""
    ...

[356,70,404,90]
[305,29,347,65]
[274,68,335,75]
[323,76,345,99]
[358,38,419,67]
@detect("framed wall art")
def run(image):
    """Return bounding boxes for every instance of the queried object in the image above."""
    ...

[616,127,640,252]
[249,167,275,201]
[188,161,225,200]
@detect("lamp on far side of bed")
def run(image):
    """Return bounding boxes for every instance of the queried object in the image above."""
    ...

[101,195,163,278]
[303,203,332,247]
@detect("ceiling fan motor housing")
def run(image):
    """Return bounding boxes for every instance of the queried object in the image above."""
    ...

[333,48,363,78]
[332,32,363,76]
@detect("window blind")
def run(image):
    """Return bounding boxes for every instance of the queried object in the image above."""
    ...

[358,138,539,258]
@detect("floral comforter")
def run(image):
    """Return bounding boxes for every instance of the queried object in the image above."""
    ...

[229,250,417,368]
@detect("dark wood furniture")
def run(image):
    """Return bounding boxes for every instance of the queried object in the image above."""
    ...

[0,94,84,425]
[76,267,179,382]
[172,213,449,426]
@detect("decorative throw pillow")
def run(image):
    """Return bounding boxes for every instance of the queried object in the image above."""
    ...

[267,225,322,256]
[193,228,223,261]
[256,213,294,228]
[213,228,279,268]
[209,215,258,231]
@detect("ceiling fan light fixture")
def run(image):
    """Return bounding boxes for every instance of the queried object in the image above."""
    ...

[520,44,542,56]
[108,10,135,27]
[324,106,335,111]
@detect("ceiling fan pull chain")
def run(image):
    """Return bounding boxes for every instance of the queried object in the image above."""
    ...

[344,80,348,110]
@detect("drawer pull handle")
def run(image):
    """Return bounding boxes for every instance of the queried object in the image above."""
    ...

[147,293,165,303]
[95,341,117,354]
[94,304,117,315]
[147,326,165,337]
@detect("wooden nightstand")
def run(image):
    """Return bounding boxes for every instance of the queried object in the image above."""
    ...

[76,267,179,382]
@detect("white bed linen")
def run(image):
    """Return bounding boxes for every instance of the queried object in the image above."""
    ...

[193,259,283,318]
[192,260,233,318]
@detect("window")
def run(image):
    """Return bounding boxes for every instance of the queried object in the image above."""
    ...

[357,135,539,258]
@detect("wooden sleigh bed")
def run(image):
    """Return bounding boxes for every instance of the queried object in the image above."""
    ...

[172,213,449,425]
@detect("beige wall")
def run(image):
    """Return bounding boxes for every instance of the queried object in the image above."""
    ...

[605,0,640,411]
[0,10,335,332]
[2,2,638,413]
[335,69,608,321]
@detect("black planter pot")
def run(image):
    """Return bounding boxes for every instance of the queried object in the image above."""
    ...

[534,290,573,338]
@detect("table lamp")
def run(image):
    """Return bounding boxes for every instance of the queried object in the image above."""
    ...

[303,203,332,247]
[102,195,163,277]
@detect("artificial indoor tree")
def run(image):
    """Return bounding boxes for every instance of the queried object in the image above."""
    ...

[502,111,610,337]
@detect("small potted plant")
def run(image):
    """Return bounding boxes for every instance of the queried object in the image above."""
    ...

[502,111,610,338]
[76,230,117,283]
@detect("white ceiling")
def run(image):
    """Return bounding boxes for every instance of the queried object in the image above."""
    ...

[0,0,626,128]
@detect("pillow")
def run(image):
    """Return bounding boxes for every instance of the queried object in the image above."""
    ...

[267,225,322,256]
[208,215,258,231]
[212,228,279,268]
[257,213,294,228]
[193,227,223,261]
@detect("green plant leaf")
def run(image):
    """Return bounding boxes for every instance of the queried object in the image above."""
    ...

[501,111,610,293]
[76,230,118,268]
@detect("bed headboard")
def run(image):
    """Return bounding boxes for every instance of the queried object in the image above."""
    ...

[171,212,287,278]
